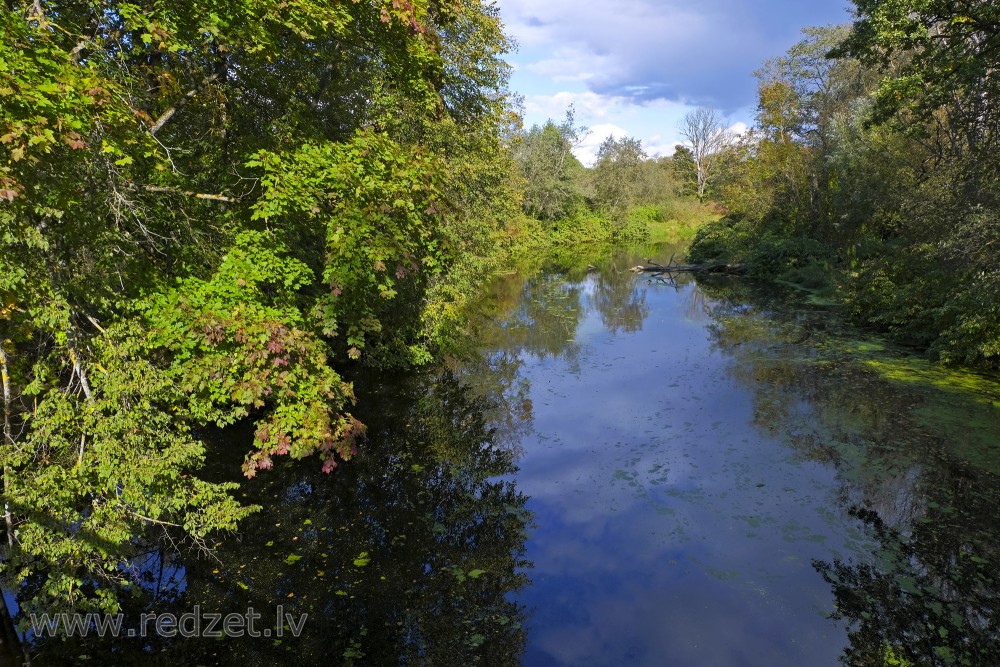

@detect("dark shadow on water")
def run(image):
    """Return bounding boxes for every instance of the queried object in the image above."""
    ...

[697,277,1000,666]
[27,371,533,666]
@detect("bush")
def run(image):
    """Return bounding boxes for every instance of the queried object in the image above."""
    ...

[842,241,950,348]
[930,273,1000,369]
[687,216,755,263]
[612,208,654,242]
[782,261,832,290]
[744,234,834,279]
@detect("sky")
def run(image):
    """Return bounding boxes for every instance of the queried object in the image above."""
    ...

[497,0,855,164]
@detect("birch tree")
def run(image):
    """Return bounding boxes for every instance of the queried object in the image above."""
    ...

[680,107,732,200]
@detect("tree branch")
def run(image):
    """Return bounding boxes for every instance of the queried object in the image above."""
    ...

[0,346,15,549]
[140,185,238,203]
[149,70,222,136]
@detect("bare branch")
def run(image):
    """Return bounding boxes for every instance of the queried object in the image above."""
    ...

[149,71,221,137]
[679,107,733,200]
[140,185,238,203]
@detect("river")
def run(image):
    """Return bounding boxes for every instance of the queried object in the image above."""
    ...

[30,244,1000,666]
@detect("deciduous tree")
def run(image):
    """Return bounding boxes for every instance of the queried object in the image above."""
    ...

[679,107,732,200]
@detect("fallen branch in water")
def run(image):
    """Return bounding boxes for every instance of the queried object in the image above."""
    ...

[629,261,745,275]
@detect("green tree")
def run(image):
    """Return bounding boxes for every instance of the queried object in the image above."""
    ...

[0,0,518,634]
[514,109,587,221]
[670,145,699,197]
[591,135,646,222]
[836,0,1000,191]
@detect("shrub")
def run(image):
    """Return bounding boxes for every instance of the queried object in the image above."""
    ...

[687,216,755,263]
[744,235,834,279]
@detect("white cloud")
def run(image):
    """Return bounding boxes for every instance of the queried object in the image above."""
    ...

[520,95,690,165]
[525,46,615,83]
[523,91,623,121]
[574,123,631,166]
[499,0,853,110]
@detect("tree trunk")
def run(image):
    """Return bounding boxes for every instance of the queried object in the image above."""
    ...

[0,348,29,666]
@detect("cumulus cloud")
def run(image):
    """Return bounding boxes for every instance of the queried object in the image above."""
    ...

[523,91,625,121]
[500,0,853,110]
[728,121,750,137]
[521,93,689,163]
[575,123,632,166]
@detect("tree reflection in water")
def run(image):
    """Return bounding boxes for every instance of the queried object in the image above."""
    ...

[699,279,1000,666]
[29,371,532,667]
[28,249,1000,666]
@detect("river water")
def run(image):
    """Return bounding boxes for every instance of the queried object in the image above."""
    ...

[33,245,1000,665]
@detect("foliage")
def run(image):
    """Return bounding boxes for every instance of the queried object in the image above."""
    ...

[513,110,586,221]
[835,0,1000,181]
[744,235,834,283]
[248,134,449,366]
[139,231,364,478]
[0,0,519,628]
[687,216,756,264]
[4,319,255,616]
[590,135,647,225]
[669,145,699,197]
[706,15,1000,371]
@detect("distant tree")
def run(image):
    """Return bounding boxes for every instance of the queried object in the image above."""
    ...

[680,107,733,200]
[670,145,699,197]
[639,155,683,204]
[514,108,587,220]
[757,25,867,151]
[591,135,646,221]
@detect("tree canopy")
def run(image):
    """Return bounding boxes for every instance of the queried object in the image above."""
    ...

[0,0,517,622]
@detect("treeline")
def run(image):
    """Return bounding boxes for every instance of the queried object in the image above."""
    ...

[509,110,714,247]
[689,3,1000,369]
[0,0,522,629]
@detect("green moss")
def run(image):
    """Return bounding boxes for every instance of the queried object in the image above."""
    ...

[863,358,1000,407]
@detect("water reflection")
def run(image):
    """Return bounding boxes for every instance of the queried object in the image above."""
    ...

[471,249,1000,666]
[24,244,1000,666]
[29,371,532,666]
[698,279,1000,666]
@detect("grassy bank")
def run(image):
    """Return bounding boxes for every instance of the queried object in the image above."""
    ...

[504,198,719,260]
[687,216,1000,371]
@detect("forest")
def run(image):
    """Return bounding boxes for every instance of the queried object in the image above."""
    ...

[1,0,998,661]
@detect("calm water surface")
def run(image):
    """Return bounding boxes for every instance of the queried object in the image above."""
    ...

[31,246,1000,666]
[494,265,854,665]
[466,245,1000,666]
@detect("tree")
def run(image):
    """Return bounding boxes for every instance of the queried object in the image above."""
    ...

[836,0,1000,191]
[0,0,518,634]
[591,135,646,221]
[514,109,587,221]
[670,145,699,197]
[679,107,732,200]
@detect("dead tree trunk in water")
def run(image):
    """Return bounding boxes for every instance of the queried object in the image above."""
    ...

[629,261,745,275]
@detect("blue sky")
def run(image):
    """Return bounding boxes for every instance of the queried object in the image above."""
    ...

[497,0,854,163]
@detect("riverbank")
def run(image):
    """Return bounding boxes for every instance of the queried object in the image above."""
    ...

[686,215,1000,372]
[502,199,718,260]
